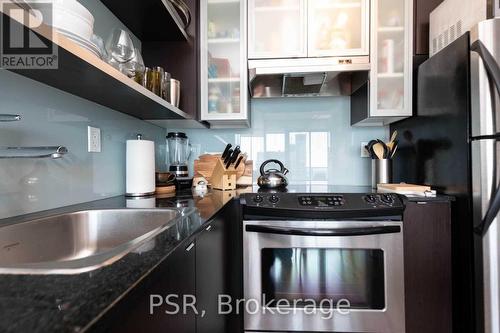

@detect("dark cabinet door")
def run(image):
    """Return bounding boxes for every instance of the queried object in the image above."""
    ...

[196,217,226,333]
[414,0,444,55]
[404,201,452,333]
[106,239,197,333]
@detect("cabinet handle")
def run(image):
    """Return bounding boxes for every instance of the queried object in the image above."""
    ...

[185,242,195,252]
[205,225,212,231]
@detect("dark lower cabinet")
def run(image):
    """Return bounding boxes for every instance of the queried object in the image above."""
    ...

[97,199,242,333]
[196,199,243,333]
[404,200,452,333]
[105,238,197,333]
[195,216,226,332]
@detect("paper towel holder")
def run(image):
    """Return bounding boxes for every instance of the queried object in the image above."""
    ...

[125,133,156,197]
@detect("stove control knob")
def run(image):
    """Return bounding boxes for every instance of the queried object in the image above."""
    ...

[381,194,394,204]
[253,195,264,203]
[269,195,280,204]
[364,195,377,204]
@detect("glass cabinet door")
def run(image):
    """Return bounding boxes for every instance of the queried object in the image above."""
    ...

[371,0,412,117]
[308,0,369,57]
[248,0,307,59]
[200,0,248,123]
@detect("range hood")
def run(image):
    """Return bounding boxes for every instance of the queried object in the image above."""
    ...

[248,56,370,98]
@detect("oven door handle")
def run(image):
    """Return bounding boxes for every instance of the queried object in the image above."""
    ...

[245,224,401,236]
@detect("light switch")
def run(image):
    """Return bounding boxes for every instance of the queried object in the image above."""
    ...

[88,126,101,153]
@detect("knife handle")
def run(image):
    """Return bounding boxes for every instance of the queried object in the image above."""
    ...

[226,152,238,169]
[221,143,232,159]
[234,155,244,169]
[230,147,240,163]
[223,149,233,165]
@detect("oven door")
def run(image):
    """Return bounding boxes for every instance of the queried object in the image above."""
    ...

[243,220,405,333]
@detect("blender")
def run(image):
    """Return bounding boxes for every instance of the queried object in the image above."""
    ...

[166,132,191,178]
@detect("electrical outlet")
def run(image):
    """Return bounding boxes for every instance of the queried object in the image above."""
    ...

[88,126,101,153]
[361,142,370,158]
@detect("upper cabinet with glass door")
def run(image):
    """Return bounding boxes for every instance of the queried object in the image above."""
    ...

[248,0,307,58]
[350,0,413,125]
[248,0,369,59]
[200,0,249,127]
[308,0,369,57]
[370,0,412,119]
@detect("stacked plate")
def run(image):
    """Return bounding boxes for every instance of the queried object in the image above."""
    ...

[58,29,102,59]
[30,0,102,58]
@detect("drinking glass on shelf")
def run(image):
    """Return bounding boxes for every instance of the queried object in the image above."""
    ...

[143,67,152,88]
[144,66,165,97]
[170,78,181,107]
[162,72,172,101]
[121,47,145,82]
[105,29,135,64]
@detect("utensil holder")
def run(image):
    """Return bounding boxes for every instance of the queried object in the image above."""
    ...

[211,158,238,191]
[372,159,392,189]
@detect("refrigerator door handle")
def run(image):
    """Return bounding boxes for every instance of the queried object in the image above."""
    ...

[471,40,500,105]
[475,178,500,236]
[471,40,500,237]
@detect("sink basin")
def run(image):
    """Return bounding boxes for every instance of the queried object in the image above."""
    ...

[0,209,180,274]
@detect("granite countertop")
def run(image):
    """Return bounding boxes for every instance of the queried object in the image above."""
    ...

[0,188,240,333]
[0,185,453,333]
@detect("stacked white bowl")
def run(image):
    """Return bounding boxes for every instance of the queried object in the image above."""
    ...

[31,0,102,58]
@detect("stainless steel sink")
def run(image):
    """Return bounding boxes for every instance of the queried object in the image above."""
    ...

[0,209,180,274]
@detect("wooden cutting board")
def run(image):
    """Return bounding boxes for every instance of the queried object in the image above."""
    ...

[377,183,432,192]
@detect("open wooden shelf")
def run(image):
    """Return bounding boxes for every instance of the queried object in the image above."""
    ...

[0,5,191,124]
[101,0,189,41]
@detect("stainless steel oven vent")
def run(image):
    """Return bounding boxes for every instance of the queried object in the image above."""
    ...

[248,56,370,98]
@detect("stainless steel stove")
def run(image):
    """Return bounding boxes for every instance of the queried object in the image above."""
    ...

[241,192,406,333]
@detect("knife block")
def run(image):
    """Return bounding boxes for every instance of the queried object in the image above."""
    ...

[210,158,238,191]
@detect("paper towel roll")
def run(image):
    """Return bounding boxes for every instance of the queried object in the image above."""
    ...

[126,137,155,196]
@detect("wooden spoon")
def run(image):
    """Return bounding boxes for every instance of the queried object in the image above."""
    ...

[386,131,398,154]
[386,131,397,148]
[372,142,386,160]
[389,130,398,144]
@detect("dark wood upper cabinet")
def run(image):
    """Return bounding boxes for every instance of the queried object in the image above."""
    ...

[101,0,202,122]
[414,0,444,55]
[101,0,189,41]
[142,0,200,121]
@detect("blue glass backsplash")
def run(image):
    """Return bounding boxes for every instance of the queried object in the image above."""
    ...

[0,1,386,220]
[0,1,162,220]
[0,70,165,220]
[171,98,387,186]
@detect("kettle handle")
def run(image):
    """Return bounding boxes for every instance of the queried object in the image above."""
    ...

[260,159,287,176]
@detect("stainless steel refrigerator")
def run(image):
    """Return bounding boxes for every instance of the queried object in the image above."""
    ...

[391,18,500,333]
